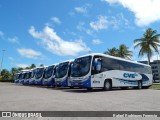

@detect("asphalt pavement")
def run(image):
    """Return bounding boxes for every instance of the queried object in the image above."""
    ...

[0,83,160,120]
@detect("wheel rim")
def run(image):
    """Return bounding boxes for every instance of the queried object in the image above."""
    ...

[105,81,110,89]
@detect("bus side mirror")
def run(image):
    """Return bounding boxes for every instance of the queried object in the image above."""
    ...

[96,62,101,72]
[94,58,102,72]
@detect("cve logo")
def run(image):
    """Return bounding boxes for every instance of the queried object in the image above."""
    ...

[123,73,137,78]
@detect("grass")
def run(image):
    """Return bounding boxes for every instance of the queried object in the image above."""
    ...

[150,84,160,90]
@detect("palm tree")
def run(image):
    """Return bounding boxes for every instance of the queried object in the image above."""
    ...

[134,28,160,64]
[17,67,23,71]
[104,44,132,60]
[30,64,36,69]
[10,68,18,80]
[40,64,44,67]
[104,47,119,57]
[117,44,132,60]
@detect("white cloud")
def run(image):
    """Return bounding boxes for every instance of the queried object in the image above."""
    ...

[8,37,19,44]
[29,26,90,56]
[75,7,87,14]
[0,31,4,39]
[86,29,93,36]
[90,15,109,31]
[76,22,85,31]
[140,55,160,62]
[103,0,160,27]
[92,39,102,45]
[110,13,131,30]
[17,48,42,59]
[15,63,29,68]
[74,4,91,14]
[0,31,4,36]
[51,17,61,24]
[9,57,14,61]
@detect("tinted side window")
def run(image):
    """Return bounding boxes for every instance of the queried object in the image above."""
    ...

[119,61,151,74]
[101,57,120,71]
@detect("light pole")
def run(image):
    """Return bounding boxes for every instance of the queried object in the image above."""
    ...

[0,50,5,76]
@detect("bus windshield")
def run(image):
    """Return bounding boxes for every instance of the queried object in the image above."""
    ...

[20,73,26,79]
[18,73,22,79]
[71,56,91,77]
[35,68,44,79]
[44,66,54,79]
[31,70,35,78]
[25,72,31,79]
[55,62,69,78]
[16,74,20,79]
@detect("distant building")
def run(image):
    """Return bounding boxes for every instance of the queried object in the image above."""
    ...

[138,60,160,81]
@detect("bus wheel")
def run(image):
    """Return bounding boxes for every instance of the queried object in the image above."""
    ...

[103,80,112,91]
[121,87,128,90]
[70,86,74,89]
[142,86,150,89]
[87,88,92,91]
[138,81,142,89]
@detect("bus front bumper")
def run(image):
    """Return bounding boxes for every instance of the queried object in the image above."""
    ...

[29,80,35,85]
[23,80,29,85]
[43,78,55,86]
[56,79,67,87]
[71,77,91,88]
[35,80,43,85]
[19,80,24,84]
[14,80,19,84]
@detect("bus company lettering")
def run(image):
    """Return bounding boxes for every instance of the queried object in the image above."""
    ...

[123,73,138,78]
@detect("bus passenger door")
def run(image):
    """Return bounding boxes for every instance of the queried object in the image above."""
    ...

[91,58,104,87]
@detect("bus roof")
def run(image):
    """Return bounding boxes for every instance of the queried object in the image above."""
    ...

[20,70,29,73]
[36,66,46,69]
[58,59,74,64]
[76,53,151,67]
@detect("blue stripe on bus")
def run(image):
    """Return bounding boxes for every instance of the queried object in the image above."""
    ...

[114,74,149,85]
[115,78,138,85]
[140,74,149,81]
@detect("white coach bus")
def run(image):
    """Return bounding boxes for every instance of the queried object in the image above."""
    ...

[29,68,36,85]
[70,53,152,90]
[34,66,46,85]
[43,64,57,86]
[55,60,73,87]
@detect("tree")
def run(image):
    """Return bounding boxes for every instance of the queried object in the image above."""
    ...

[30,64,36,69]
[117,44,132,60]
[104,44,132,60]
[10,68,18,80]
[104,47,119,57]
[17,67,23,71]
[1,69,11,80]
[134,28,160,64]
[25,67,30,69]
[40,64,44,67]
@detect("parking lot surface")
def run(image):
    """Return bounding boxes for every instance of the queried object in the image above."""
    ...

[0,83,160,111]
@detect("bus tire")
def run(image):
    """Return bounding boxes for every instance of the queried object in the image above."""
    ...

[70,86,74,89]
[142,86,150,89]
[103,79,112,91]
[121,87,128,90]
[87,88,92,91]
[138,80,142,89]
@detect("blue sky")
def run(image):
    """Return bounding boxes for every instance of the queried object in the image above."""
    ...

[1,0,160,70]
